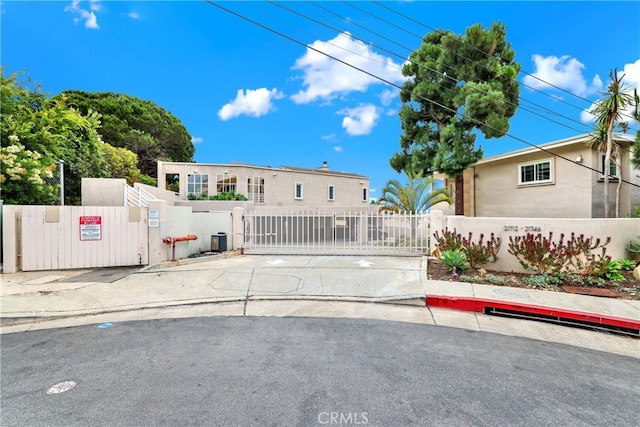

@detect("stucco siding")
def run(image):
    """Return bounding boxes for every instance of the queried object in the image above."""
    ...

[473,145,592,218]
[158,162,369,208]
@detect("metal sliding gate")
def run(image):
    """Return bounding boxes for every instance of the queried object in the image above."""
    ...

[243,209,430,255]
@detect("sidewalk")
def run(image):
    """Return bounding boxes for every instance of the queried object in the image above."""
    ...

[1,254,639,358]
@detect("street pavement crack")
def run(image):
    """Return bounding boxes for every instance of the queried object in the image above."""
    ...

[244,268,255,316]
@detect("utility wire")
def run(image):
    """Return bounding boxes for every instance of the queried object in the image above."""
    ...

[305,1,635,146]
[269,1,595,135]
[204,1,639,188]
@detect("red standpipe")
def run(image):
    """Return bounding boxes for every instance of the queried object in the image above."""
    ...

[163,235,198,261]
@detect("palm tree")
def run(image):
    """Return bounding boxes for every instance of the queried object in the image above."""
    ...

[632,89,640,170]
[587,125,623,218]
[377,170,452,213]
[589,69,633,218]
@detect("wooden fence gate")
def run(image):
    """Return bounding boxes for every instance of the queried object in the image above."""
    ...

[16,206,148,271]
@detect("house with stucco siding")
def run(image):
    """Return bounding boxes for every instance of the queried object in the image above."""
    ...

[157,160,371,209]
[435,133,639,218]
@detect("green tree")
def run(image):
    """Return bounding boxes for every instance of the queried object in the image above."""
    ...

[589,69,634,218]
[57,91,195,177]
[390,22,520,215]
[377,170,452,213]
[1,70,109,204]
[100,143,142,184]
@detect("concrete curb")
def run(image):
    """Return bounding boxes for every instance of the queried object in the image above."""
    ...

[0,294,428,324]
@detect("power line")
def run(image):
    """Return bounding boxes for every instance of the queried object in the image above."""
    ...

[204,1,639,188]
[268,1,595,135]
[298,1,636,147]
[369,0,639,129]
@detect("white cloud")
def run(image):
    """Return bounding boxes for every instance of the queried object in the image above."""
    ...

[291,32,404,104]
[128,11,139,19]
[321,133,336,141]
[580,58,640,124]
[523,54,602,96]
[379,89,398,106]
[333,145,343,152]
[65,0,100,29]
[338,104,380,136]
[191,137,204,144]
[217,88,284,121]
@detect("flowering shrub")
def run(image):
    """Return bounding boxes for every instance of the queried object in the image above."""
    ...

[507,232,610,275]
[0,137,58,204]
[434,228,502,268]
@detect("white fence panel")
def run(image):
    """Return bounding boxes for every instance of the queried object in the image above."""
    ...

[20,206,148,271]
[243,208,430,256]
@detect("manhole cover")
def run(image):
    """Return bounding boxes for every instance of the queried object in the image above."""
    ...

[46,381,77,394]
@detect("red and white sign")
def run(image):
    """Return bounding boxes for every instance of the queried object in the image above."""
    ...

[80,216,102,241]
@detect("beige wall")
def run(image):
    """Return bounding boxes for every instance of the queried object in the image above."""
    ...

[470,145,592,218]
[158,161,370,208]
[175,200,254,212]
[82,178,127,206]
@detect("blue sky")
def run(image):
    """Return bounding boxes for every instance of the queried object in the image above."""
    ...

[2,1,639,197]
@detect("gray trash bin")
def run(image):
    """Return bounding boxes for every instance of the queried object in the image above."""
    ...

[211,232,227,252]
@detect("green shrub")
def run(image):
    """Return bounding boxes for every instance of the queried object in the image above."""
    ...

[522,274,563,289]
[433,228,463,252]
[434,228,501,268]
[629,235,640,255]
[596,259,625,282]
[208,191,248,201]
[619,258,637,271]
[440,249,468,272]
[460,232,501,268]
[507,232,610,275]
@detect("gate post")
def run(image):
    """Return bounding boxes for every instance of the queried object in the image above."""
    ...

[232,207,244,252]
[429,210,444,254]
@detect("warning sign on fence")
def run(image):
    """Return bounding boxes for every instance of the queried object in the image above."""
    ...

[80,216,102,241]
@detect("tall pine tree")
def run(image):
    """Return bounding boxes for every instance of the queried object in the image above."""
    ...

[391,22,520,215]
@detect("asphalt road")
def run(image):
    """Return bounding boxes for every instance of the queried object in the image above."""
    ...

[2,317,638,426]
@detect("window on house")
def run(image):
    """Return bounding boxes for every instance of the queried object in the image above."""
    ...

[187,174,208,197]
[362,187,368,202]
[216,174,237,194]
[295,182,303,200]
[518,160,552,185]
[328,185,335,201]
[248,176,265,204]
[165,173,179,193]
[600,155,619,178]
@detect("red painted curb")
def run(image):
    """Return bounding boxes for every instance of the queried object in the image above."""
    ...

[425,295,640,332]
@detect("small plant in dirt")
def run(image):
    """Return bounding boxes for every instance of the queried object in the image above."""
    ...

[440,249,468,272]
[618,258,637,271]
[628,235,640,257]
[595,259,625,282]
[522,273,563,289]
[434,228,502,268]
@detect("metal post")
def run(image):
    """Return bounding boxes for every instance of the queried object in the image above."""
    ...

[57,160,64,206]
